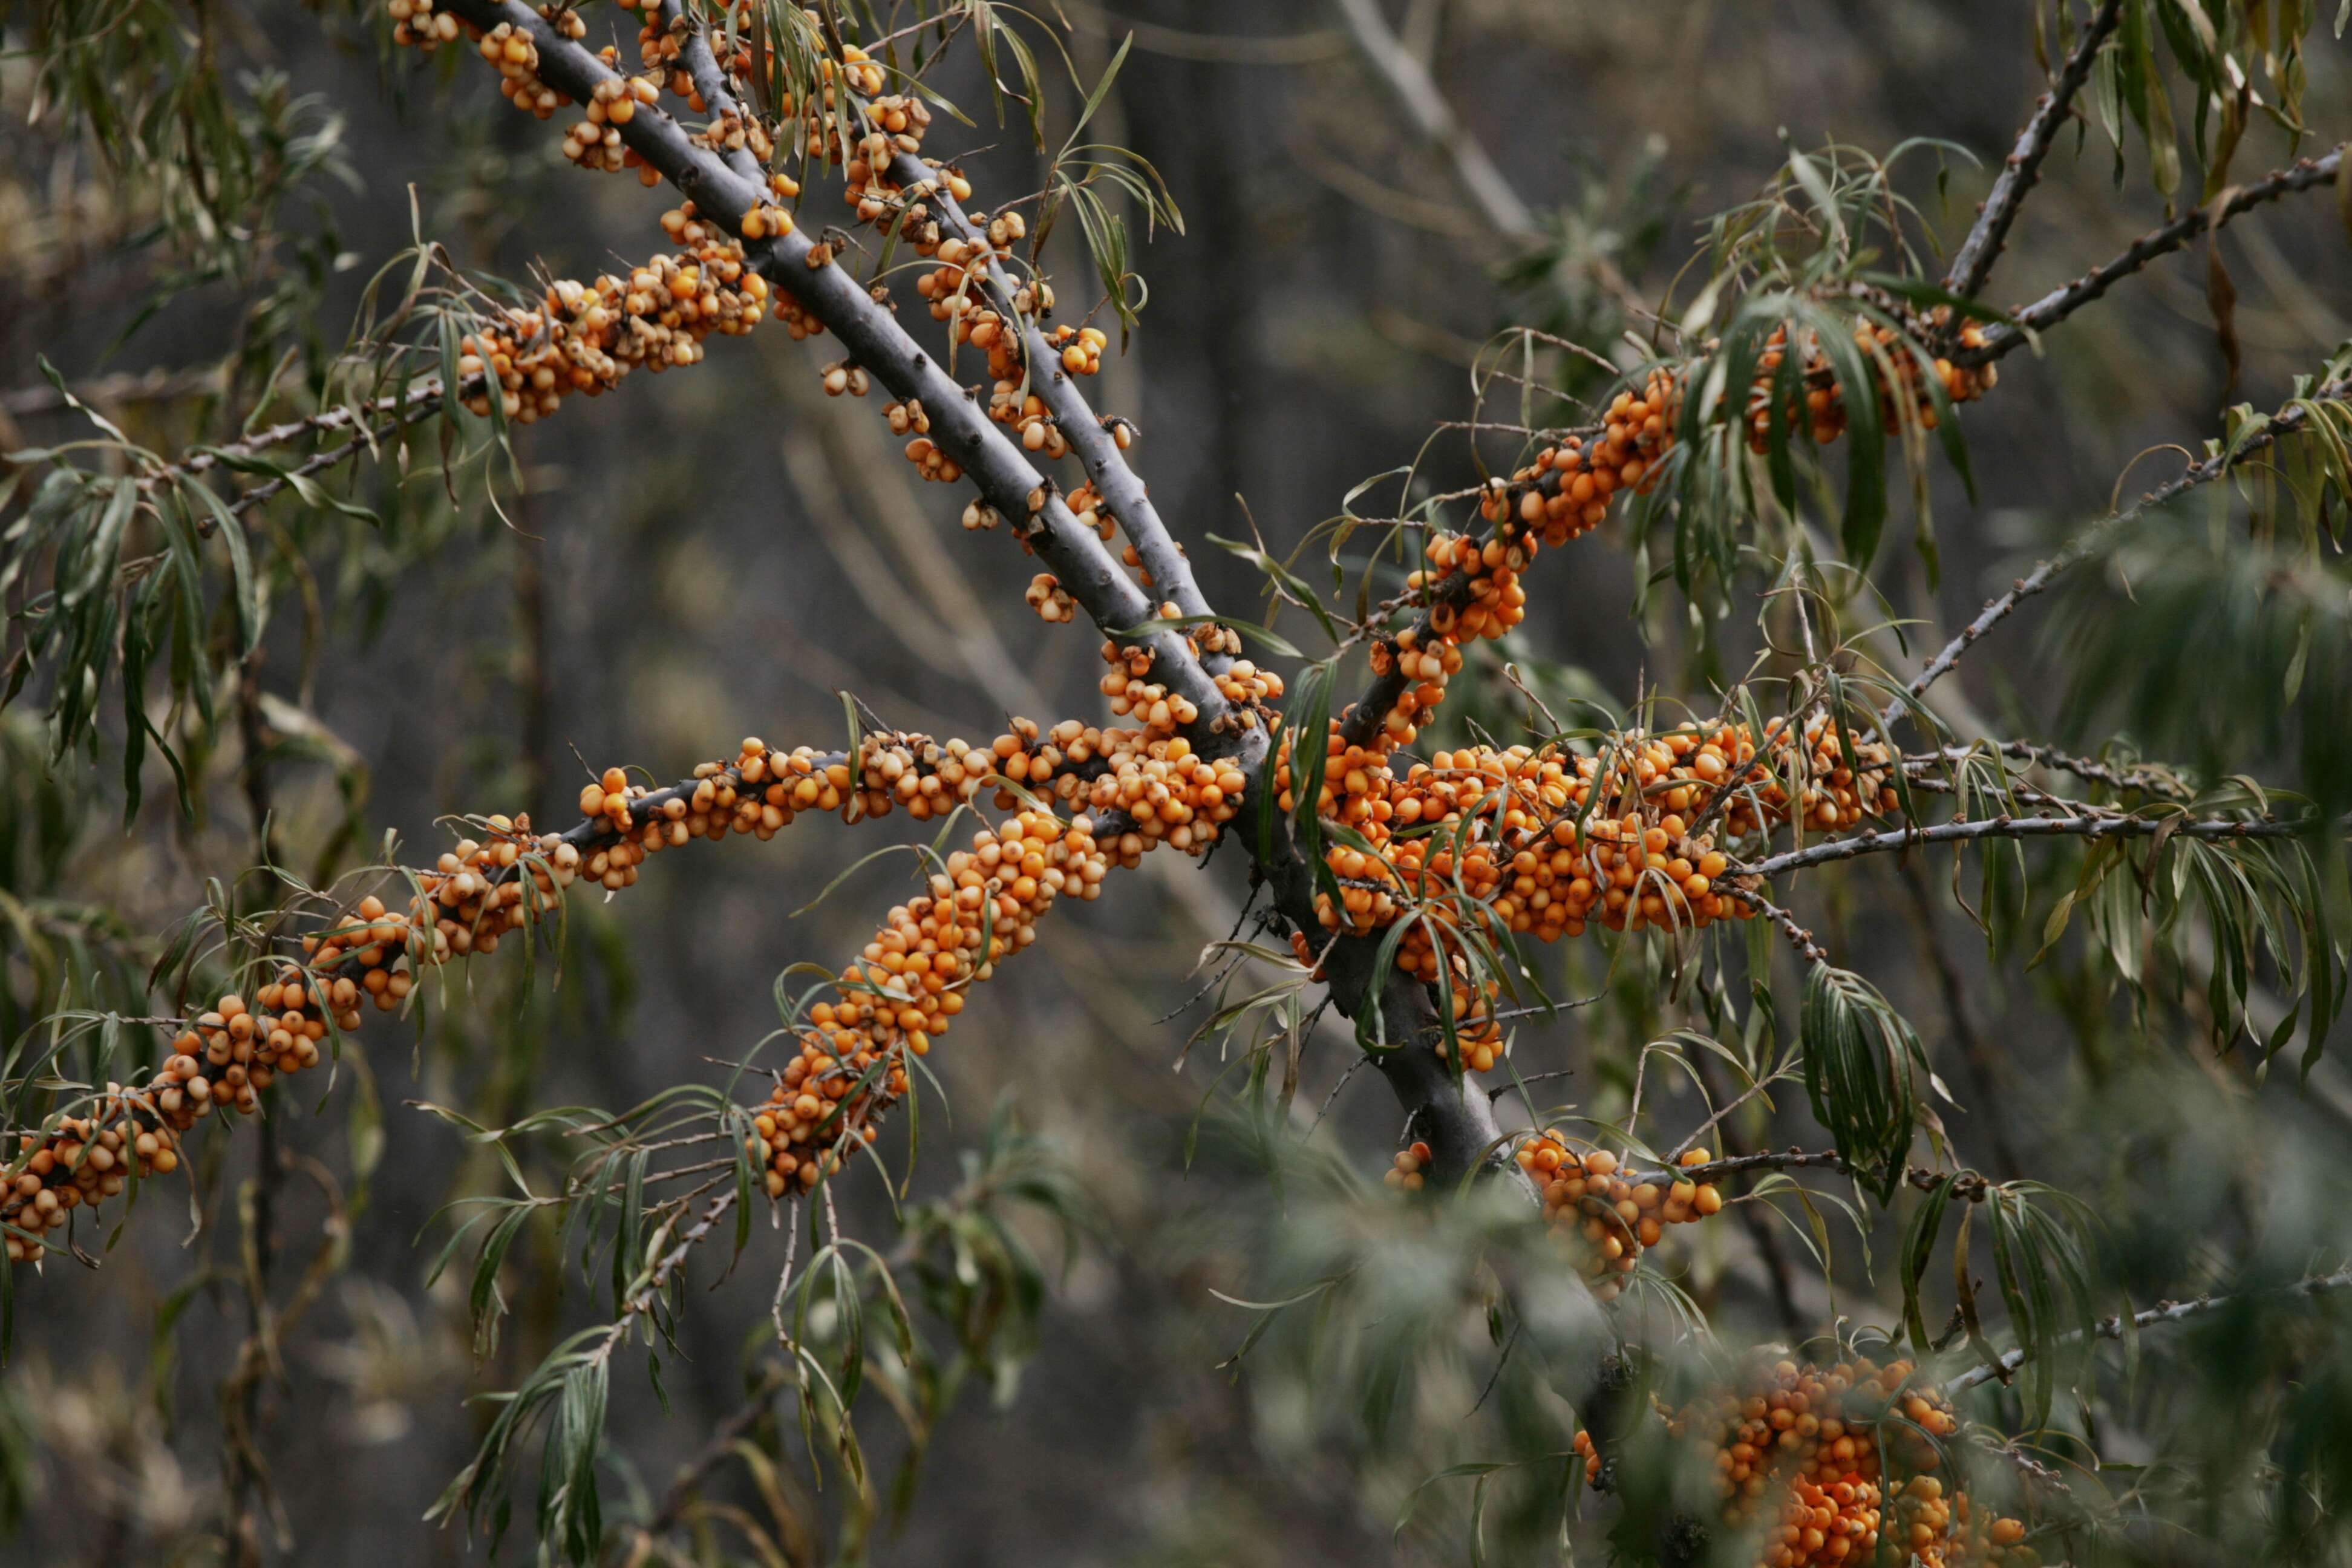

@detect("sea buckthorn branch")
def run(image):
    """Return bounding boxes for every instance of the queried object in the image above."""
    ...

[680,1,1232,682]
[1245,713,1906,1181]
[1730,809,2321,884]
[736,805,1117,1201]
[1939,0,2126,301]
[829,81,1229,663]
[743,21,1232,667]
[1904,742,2195,803]
[1338,315,1999,753]
[128,381,447,505]
[0,719,1204,1263]
[1506,1135,1730,1300]
[1724,881,1833,967]
[1944,1264,2352,1394]
[1336,370,1687,751]
[1892,377,2352,723]
[1662,1146,1990,1202]
[424,0,1234,745]
[1276,716,1901,1024]
[1955,149,2345,367]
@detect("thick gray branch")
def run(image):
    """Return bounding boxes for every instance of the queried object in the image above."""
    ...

[440,0,1235,748]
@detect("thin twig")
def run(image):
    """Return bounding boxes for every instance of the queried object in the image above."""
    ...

[1942,0,2126,300]
[1736,811,2320,882]
[1960,151,2344,364]
[1889,379,2351,724]
[1945,1265,2352,1393]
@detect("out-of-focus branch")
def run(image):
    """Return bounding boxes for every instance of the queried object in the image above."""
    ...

[1959,151,2344,365]
[1942,0,2125,300]
[2,364,227,417]
[1945,1265,2352,1393]
[1328,0,1535,243]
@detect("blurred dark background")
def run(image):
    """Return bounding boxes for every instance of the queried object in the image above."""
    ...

[2,1,2349,1563]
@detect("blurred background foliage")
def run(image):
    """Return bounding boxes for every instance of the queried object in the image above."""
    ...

[1,0,2350,1564]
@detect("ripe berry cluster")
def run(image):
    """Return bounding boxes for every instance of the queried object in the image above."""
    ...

[1276,717,1895,1071]
[452,217,768,425]
[1512,1137,1725,1299]
[748,809,1105,1195]
[1575,1357,2032,1568]
[1744,316,1998,454]
[1368,336,1990,754]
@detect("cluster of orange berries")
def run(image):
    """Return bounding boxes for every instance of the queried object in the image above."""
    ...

[1576,1357,2031,1568]
[880,398,965,484]
[1048,324,1109,376]
[1384,1140,1436,1191]
[938,708,1254,864]
[451,220,766,424]
[837,96,933,224]
[5,1097,178,1262]
[1275,717,1896,1071]
[385,0,462,50]
[1745,318,1996,454]
[1512,1138,1725,1300]
[1483,369,1684,557]
[558,74,663,173]
[2,965,366,1262]
[1069,483,1117,542]
[1347,371,1683,755]
[1025,573,1077,623]
[749,810,1106,1196]
[472,18,567,119]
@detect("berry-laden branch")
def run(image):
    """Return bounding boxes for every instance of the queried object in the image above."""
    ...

[862,100,1230,664]
[1892,376,2351,722]
[1956,149,2344,367]
[419,0,1238,751]
[3,713,1263,1261]
[1944,1264,2352,1393]
[1941,0,2126,301]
